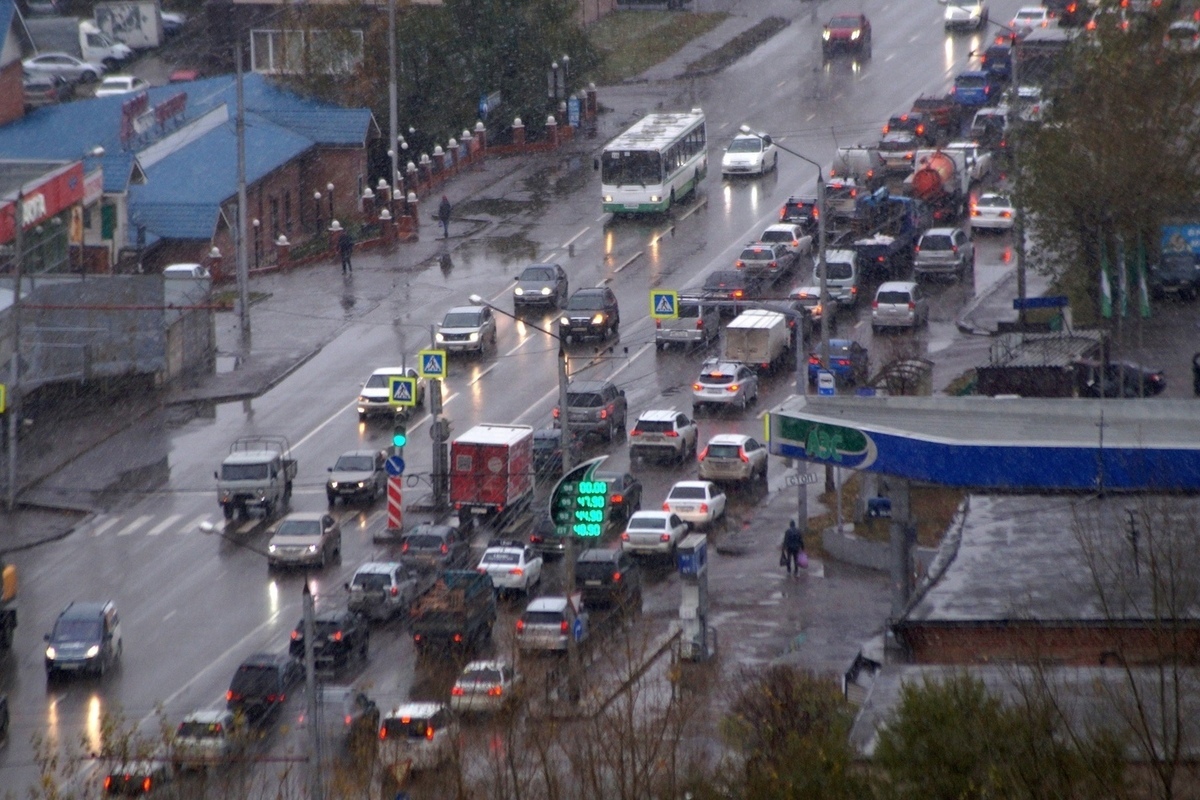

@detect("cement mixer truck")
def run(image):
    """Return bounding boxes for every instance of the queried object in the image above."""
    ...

[903,149,968,223]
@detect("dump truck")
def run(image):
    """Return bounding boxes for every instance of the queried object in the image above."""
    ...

[904,150,966,223]
[724,309,791,373]
[0,559,16,652]
[215,436,297,523]
[449,424,534,520]
[410,571,497,654]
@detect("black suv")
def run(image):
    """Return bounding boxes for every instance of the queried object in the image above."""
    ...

[575,549,642,613]
[559,287,620,341]
[289,609,370,672]
[226,652,304,723]
[553,379,627,442]
[594,471,642,529]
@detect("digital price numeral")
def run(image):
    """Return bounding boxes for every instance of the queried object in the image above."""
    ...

[551,468,610,538]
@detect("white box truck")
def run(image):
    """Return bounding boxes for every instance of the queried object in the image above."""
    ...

[94,1,163,50]
[723,309,791,373]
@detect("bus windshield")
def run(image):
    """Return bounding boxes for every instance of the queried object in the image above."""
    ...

[601,151,662,186]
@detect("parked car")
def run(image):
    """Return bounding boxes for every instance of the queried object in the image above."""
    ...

[663,481,727,529]
[94,75,150,97]
[399,523,471,571]
[289,609,369,673]
[552,378,627,442]
[698,434,769,485]
[173,710,239,770]
[620,511,689,557]
[226,652,303,724]
[267,513,342,569]
[1074,360,1166,398]
[692,359,760,413]
[516,596,588,653]
[629,409,698,464]
[44,600,122,680]
[326,449,387,505]
[346,561,429,622]
[721,131,778,176]
[822,13,872,57]
[378,702,459,771]
[22,71,71,110]
[451,660,521,714]
[559,287,620,341]
[476,540,543,598]
[22,53,104,83]
[436,305,497,355]
[809,339,870,386]
[872,281,930,332]
[513,263,568,309]
[575,548,642,611]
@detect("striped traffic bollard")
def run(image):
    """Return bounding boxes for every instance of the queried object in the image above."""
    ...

[387,477,403,531]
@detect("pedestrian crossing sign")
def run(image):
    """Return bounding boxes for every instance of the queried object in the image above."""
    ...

[650,290,679,320]
[389,376,418,407]
[418,349,447,379]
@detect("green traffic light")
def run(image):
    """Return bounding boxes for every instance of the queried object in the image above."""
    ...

[392,426,408,448]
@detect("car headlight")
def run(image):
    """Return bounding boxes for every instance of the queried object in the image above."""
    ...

[468,332,479,342]
[822,29,831,40]
[307,544,319,553]
[514,287,525,296]
[46,645,56,659]
[560,316,570,326]
[850,29,860,40]
[591,313,605,325]
[268,544,277,553]
[603,195,613,202]
[650,195,660,203]
[356,481,366,488]
[540,287,551,295]
[435,332,446,343]
[86,645,100,658]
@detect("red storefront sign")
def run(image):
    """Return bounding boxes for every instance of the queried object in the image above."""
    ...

[0,162,86,244]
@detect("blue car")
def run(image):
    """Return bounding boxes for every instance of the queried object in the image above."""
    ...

[951,70,1001,108]
[808,339,869,386]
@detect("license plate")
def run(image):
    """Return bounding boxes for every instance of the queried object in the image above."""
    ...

[624,204,639,210]
[585,580,602,586]
[675,505,695,512]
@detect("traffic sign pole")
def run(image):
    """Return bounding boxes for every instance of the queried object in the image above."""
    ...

[386,477,403,531]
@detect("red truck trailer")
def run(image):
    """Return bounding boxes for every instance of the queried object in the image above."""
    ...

[449,424,534,519]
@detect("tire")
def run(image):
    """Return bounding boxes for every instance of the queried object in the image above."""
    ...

[223,504,234,521]
[319,548,328,569]
[81,70,97,83]
[263,501,274,520]
[327,493,336,507]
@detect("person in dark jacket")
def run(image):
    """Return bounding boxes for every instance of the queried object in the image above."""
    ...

[782,520,805,577]
[437,196,452,238]
[338,229,354,274]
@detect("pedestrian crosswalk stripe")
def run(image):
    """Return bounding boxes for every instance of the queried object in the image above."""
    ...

[116,514,153,537]
[186,514,211,534]
[91,517,119,537]
[146,514,182,536]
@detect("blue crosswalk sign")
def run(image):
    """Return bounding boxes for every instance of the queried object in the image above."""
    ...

[418,349,447,379]
[650,290,679,320]
[389,376,417,407]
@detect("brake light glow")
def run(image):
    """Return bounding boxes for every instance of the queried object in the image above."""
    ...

[332,630,343,642]
[700,503,709,513]
[487,686,503,697]
[739,449,750,463]
[560,620,569,633]
[809,355,821,366]
[629,429,642,436]
[426,726,435,741]
[696,318,704,329]
[655,319,661,329]
[390,585,399,596]
[440,543,448,554]
[516,619,525,632]
[735,260,745,269]
[612,493,623,504]
[451,686,464,696]
[291,630,300,640]
[664,430,678,437]
[143,778,152,792]
[453,633,463,643]
[621,532,630,541]
[661,533,672,542]
[732,289,744,299]
[401,541,409,553]
[552,407,560,418]
[613,571,622,582]
[726,384,740,393]
[663,502,670,511]
[692,382,703,391]
[509,567,524,576]
[600,408,609,419]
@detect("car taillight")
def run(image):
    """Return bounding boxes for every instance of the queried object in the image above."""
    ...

[401,541,409,553]
[560,620,569,634]
[390,586,399,596]
[700,503,709,513]
[529,534,543,544]
[291,630,300,640]
[612,493,623,504]
[872,300,879,309]
[453,633,463,643]
[413,633,422,642]
[655,319,661,329]
[664,430,678,437]
[621,532,630,541]
[379,727,388,740]
[695,318,704,329]
[552,407,560,418]
[914,245,920,253]
[516,619,525,632]
[663,502,670,511]
[1000,211,1011,218]
[882,124,889,133]
[600,408,609,419]
[477,567,487,574]
[726,384,740,393]
[451,686,464,696]
[629,429,641,436]
[735,260,745,269]
[440,543,448,554]
[104,777,113,791]
[143,777,152,792]
[732,289,744,299]
[332,630,343,641]
[426,726,435,741]
[692,382,703,391]
[487,686,503,697]
[509,567,524,576]
[226,690,238,701]
[739,449,750,463]
[850,286,857,295]
[951,245,958,253]
[661,533,672,542]
[698,447,708,461]
[908,302,916,310]
[266,693,281,703]
[971,207,980,216]
[809,355,821,365]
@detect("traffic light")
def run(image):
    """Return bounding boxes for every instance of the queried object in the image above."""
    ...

[392,421,408,452]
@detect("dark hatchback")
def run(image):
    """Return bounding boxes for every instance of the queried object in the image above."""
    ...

[399,523,471,571]
[575,548,642,612]
[226,652,303,723]
[289,610,370,671]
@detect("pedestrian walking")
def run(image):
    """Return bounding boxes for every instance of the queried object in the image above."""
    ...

[338,229,354,274]
[437,195,452,238]
[781,519,805,577]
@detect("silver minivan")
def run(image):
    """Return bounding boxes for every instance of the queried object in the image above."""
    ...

[871,281,929,332]
[655,298,719,350]
[816,250,860,308]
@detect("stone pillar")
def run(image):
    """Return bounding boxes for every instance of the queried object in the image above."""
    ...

[419,154,433,190]
[207,247,223,282]
[546,115,559,148]
[586,83,597,117]
[379,209,395,247]
[512,117,525,149]
[275,235,291,270]
[406,161,419,197]
[433,145,446,175]
[474,121,486,155]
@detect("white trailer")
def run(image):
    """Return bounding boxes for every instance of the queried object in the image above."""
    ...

[723,309,791,373]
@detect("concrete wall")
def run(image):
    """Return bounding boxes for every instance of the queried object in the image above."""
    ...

[0,60,23,127]
[898,624,1200,666]
[821,524,938,575]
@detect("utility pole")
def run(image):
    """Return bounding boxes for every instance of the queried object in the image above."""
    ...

[387,0,399,200]
[558,340,581,703]
[6,191,23,510]
[235,43,251,344]
[302,581,321,800]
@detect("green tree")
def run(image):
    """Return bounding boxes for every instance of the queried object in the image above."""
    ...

[1020,2,1200,323]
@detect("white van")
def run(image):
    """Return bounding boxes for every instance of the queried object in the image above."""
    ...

[816,250,860,308]
[162,263,210,279]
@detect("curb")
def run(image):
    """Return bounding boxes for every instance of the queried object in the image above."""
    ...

[954,269,1018,336]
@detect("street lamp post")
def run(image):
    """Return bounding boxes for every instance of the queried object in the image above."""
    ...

[739,125,829,370]
[252,218,261,269]
[469,293,581,700]
[313,191,322,235]
[325,183,334,222]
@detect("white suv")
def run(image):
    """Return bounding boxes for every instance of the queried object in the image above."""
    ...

[356,366,425,421]
[698,434,769,484]
[628,410,698,464]
[475,541,543,598]
[871,281,929,332]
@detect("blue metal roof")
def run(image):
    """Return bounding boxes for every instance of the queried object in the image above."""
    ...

[130,112,313,242]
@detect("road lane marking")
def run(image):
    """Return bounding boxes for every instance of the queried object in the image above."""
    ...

[806,113,816,121]
[678,196,708,221]
[116,515,152,537]
[471,362,499,383]
[184,514,211,534]
[146,514,182,536]
[163,610,176,622]
[613,251,643,274]
[562,227,589,248]
[514,340,654,425]
[293,399,358,451]
[91,516,119,537]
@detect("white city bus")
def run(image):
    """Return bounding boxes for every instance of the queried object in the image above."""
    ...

[600,109,707,215]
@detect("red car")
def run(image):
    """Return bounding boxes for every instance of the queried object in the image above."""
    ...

[822,13,872,57]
